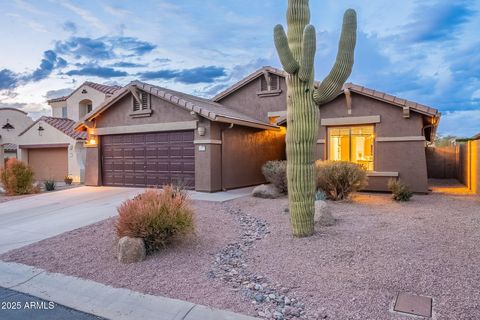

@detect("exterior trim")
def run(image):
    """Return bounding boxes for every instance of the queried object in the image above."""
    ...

[321,115,381,126]
[95,121,198,135]
[367,171,399,177]
[19,143,69,149]
[317,139,326,144]
[214,116,280,130]
[194,139,222,145]
[256,89,282,97]
[268,111,287,118]
[376,136,425,142]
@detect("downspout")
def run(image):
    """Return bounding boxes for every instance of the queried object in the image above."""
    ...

[220,123,234,191]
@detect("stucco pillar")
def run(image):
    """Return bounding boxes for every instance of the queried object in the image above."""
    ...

[0,145,4,169]
[194,120,222,192]
[85,144,102,186]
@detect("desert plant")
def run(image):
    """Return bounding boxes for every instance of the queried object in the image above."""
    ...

[274,0,357,236]
[115,185,195,253]
[0,158,37,195]
[388,178,413,202]
[44,180,56,191]
[64,175,73,185]
[261,160,288,193]
[315,161,367,200]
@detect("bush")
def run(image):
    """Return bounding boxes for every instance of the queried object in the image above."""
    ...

[115,185,195,253]
[44,180,56,191]
[315,161,367,200]
[261,160,288,193]
[388,178,413,201]
[0,159,37,195]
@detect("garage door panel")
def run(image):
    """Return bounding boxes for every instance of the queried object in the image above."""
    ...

[28,148,68,181]
[102,131,195,189]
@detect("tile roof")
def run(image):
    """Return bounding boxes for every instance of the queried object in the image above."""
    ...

[1,143,17,152]
[78,81,278,130]
[47,82,122,104]
[20,116,87,140]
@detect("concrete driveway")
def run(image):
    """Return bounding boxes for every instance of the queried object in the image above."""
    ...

[0,186,253,254]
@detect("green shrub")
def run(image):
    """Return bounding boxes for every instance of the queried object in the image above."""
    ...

[315,161,367,200]
[261,160,288,193]
[0,158,38,195]
[115,185,195,253]
[388,178,413,202]
[44,180,56,191]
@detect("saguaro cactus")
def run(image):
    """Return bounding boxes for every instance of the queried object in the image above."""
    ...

[274,0,357,237]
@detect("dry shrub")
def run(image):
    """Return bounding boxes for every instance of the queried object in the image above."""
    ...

[0,158,38,195]
[261,160,288,193]
[388,178,413,201]
[115,185,195,253]
[315,161,367,200]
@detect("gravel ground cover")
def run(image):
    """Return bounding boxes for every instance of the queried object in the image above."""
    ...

[1,192,479,319]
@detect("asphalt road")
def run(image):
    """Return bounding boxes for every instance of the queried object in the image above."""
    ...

[0,287,104,320]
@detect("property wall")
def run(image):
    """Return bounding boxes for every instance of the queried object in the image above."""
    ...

[67,85,107,121]
[222,126,286,189]
[426,146,457,179]
[216,76,287,123]
[316,93,429,193]
[17,120,85,182]
[457,140,479,194]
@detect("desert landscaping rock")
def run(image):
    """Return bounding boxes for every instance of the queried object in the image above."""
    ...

[314,200,335,227]
[117,236,146,263]
[252,184,282,199]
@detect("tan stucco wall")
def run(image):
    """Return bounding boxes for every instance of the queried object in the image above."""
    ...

[315,93,429,193]
[17,120,85,182]
[216,76,287,123]
[66,84,107,121]
[49,100,67,118]
[222,126,286,189]
[0,109,33,168]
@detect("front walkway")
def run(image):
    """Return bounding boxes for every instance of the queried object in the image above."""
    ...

[0,261,256,320]
[0,186,253,254]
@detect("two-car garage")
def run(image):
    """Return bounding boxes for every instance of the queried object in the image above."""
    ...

[101,131,195,188]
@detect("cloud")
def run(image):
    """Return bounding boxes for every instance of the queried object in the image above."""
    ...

[45,88,73,100]
[54,36,156,60]
[104,5,131,17]
[402,1,475,43]
[438,110,480,137]
[109,62,146,68]
[139,66,226,84]
[58,1,106,32]
[0,70,19,90]
[66,66,128,78]
[62,21,77,33]
[26,50,67,82]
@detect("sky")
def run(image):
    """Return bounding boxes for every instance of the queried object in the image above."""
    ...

[0,0,479,137]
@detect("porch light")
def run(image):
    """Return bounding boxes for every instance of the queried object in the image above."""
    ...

[198,126,206,136]
[37,125,44,136]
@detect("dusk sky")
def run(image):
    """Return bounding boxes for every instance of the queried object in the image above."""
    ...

[0,0,479,137]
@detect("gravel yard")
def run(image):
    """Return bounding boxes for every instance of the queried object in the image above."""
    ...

[1,191,479,319]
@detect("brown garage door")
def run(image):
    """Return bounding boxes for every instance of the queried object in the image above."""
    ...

[28,147,68,181]
[101,131,195,188]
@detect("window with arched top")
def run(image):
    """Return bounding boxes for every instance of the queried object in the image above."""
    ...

[79,99,93,119]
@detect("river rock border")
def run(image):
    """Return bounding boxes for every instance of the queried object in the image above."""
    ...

[208,205,310,320]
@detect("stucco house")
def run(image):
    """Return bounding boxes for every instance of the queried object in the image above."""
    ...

[75,66,439,193]
[16,82,121,183]
[0,108,34,166]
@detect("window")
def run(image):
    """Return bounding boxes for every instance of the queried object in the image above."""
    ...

[328,125,374,170]
[62,107,67,118]
[258,73,281,97]
[87,104,93,113]
[131,91,152,118]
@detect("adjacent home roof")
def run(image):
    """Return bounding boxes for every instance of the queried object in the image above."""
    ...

[1,143,17,152]
[47,82,122,104]
[19,116,87,140]
[0,107,28,115]
[76,81,278,131]
[212,66,287,102]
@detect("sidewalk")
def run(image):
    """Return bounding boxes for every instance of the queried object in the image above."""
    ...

[0,261,257,320]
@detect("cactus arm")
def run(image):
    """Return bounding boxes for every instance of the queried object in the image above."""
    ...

[313,9,357,105]
[298,24,316,82]
[274,24,299,74]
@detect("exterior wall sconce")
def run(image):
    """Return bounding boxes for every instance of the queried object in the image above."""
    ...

[37,125,45,136]
[85,129,98,147]
[198,126,206,136]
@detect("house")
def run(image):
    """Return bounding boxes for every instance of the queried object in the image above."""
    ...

[75,66,440,193]
[16,82,121,183]
[0,108,34,167]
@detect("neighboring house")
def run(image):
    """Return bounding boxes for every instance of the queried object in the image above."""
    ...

[0,108,34,167]
[75,81,285,191]
[16,82,121,183]
[75,66,440,193]
[214,67,440,193]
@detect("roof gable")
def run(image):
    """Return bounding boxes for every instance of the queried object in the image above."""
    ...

[19,116,87,140]
[47,82,121,104]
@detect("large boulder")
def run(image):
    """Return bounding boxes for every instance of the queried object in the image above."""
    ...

[314,200,335,226]
[252,184,282,199]
[117,236,146,263]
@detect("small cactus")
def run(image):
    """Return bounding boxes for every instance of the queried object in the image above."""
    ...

[274,0,357,237]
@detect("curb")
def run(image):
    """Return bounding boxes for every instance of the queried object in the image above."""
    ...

[0,261,257,320]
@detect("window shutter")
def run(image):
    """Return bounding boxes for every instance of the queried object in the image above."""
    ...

[270,75,278,90]
[141,92,149,110]
[260,76,268,91]
[133,97,140,111]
